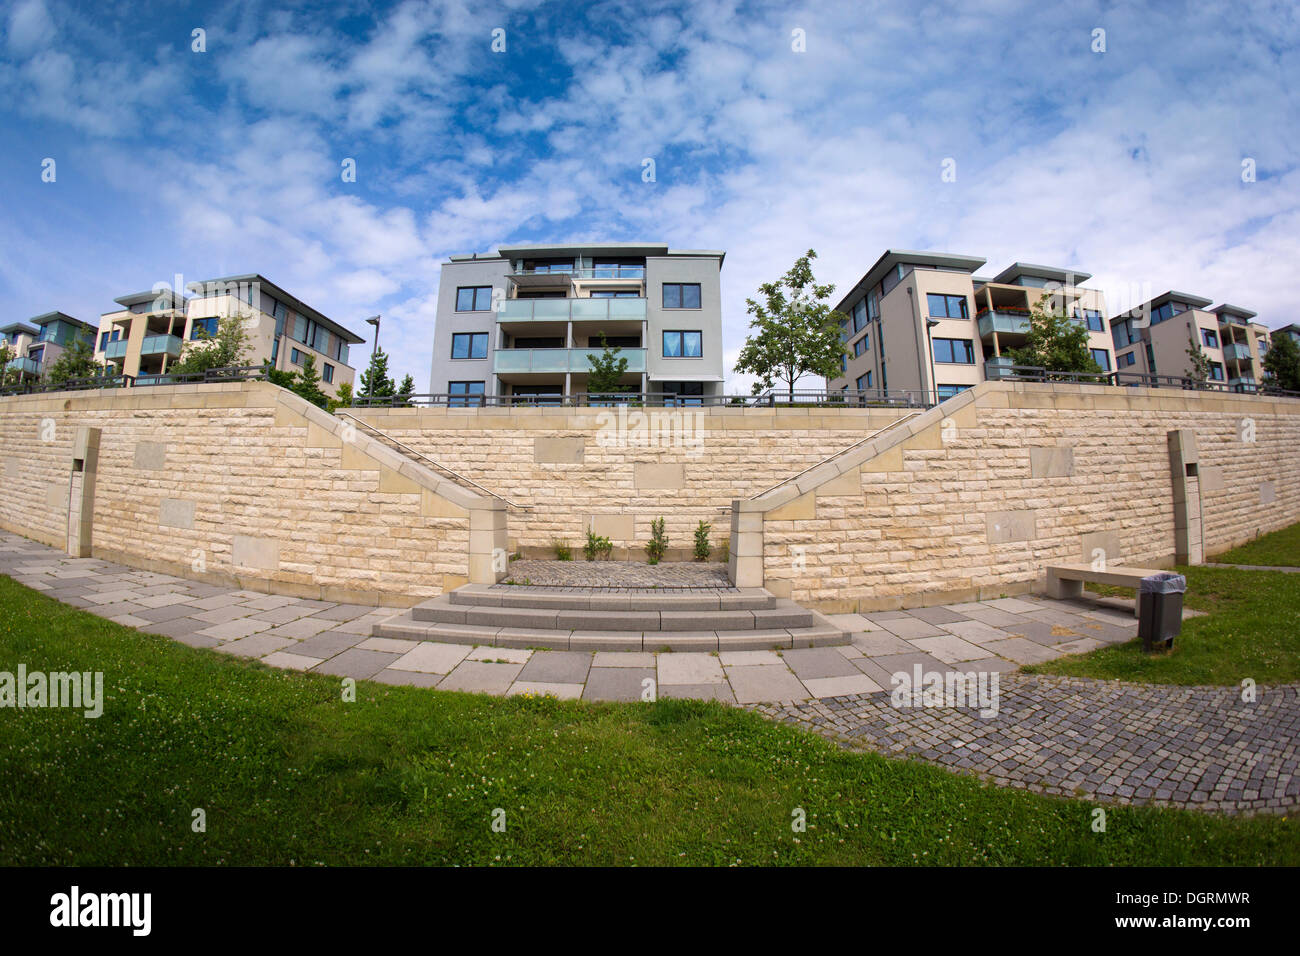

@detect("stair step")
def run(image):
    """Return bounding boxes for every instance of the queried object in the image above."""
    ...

[411,595,812,630]
[447,583,776,611]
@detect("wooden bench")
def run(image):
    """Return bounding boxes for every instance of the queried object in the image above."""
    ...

[1045,563,1172,616]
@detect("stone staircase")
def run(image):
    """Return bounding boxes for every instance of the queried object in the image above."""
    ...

[372,583,848,651]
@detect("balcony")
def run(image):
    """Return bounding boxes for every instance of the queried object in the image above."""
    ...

[1228,376,1258,392]
[103,339,129,361]
[6,356,42,376]
[493,347,647,375]
[977,309,1032,337]
[1222,342,1251,362]
[497,298,647,323]
[140,334,183,358]
[983,355,1016,380]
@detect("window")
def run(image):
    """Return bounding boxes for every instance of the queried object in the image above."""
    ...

[272,298,287,322]
[662,283,702,309]
[29,346,44,362]
[854,336,869,357]
[1119,351,1136,367]
[1145,342,1156,371]
[589,290,639,298]
[448,381,486,406]
[521,259,573,274]
[840,354,847,372]
[1081,309,1105,332]
[1259,339,1268,356]
[662,381,704,406]
[662,330,702,357]
[932,337,975,364]
[936,384,971,400]
[290,348,303,365]
[1209,363,1224,381]
[881,361,887,391]
[852,300,867,333]
[322,363,334,384]
[456,286,494,311]
[926,294,968,319]
[451,332,489,359]
[1150,301,1185,325]
[1090,348,1111,371]
[1111,319,1138,349]
[98,329,121,350]
[1201,329,1219,349]
[190,317,218,340]
[856,371,872,390]
[291,315,309,343]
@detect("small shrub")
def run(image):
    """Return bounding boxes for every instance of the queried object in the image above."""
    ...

[584,530,613,561]
[553,540,572,561]
[693,520,712,561]
[645,517,668,565]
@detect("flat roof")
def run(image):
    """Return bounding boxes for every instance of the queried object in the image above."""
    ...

[990,262,1093,286]
[1210,303,1258,320]
[113,289,188,309]
[188,274,366,344]
[453,242,726,265]
[27,311,95,330]
[0,320,39,335]
[834,249,987,312]
[1117,290,1214,318]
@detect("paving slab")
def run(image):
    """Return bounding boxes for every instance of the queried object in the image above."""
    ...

[879,617,948,640]
[390,642,472,674]
[312,648,403,679]
[909,634,989,663]
[782,647,861,680]
[260,651,324,671]
[358,637,420,654]
[977,637,1064,665]
[216,634,296,658]
[438,660,525,694]
[659,683,736,703]
[508,681,584,699]
[592,651,656,668]
[583,666,656,702]
[909,606,970,625]
[372,670,444,688]
[198,618,275,641]
[984,598,1042,613]
[726,664,809,704]
[516,651,592,684]
[657,653,726,684]
[719,649,783,667]
[467,646,532,664]
[293,631,366,659]
[804,674,882,698]
[850,631,916,656]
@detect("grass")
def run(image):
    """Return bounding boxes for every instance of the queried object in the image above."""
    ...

[0,575,1296,866]
[1211,522,1300,568]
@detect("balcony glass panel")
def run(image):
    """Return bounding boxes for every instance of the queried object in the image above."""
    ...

[977,310,1032,336]
[140,334,183,357]
[103,340,130,361]
[569,298,610,320]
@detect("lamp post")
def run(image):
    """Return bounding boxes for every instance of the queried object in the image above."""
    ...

[925,318,940,405]
[365,314,381,358]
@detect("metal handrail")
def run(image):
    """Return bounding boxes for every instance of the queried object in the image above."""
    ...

[335,410,530,511]
[748,411,923,501]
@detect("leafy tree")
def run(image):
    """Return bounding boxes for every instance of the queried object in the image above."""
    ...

[1263,333,1300,391]
[46,335,104,384]
[1185,338,1211,383]
[292,354,329,408]
[328,380,355,412]
[396,374,415,406]
[264,363,297,390]
[733,249,846,399]
[1006,292,1102,378]
[585,333,629,397]
[170,312,252,375]
[0,340,16,388]
[359,347,396,398]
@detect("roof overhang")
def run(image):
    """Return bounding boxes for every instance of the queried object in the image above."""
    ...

[1210,303,1258,320]
[835,249,987,312]
[991,261,1092,286]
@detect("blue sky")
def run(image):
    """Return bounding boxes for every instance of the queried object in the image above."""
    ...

[1,0,1297,390]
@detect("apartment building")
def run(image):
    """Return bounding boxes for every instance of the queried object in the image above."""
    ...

[3,312,96,381]
[1110,293,1271,391]
[430,243,726,403]
[94,275,364,398]
[828,250,1113,400]
[1276,323,1300,347]
[0,320,38,370]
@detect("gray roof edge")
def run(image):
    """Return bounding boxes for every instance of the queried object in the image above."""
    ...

[189,274,366,344]
[990,261,1094,285]
[834,249,987,312]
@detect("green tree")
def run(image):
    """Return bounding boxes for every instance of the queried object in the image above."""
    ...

[359,347,396,398]
[0,340,16,388]
[585,333,629,397]
[1185,338,1211,384]
[170,312,252,375]
[328,380,355,412]
[1263,334,1300,391]
[396,374,415,406]
[264,363,297,390]
[46,335,104,384]
[733,249,846,399]
[1006,292,1102,378]
[292,354,329,408]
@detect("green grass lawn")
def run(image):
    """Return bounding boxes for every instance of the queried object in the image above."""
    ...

[1211,522,1300,568]
[1,577,1297,865]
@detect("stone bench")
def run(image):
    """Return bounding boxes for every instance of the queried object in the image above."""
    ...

[1044,563,1172,616]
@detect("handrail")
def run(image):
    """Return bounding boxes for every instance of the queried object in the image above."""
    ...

[748,410,922,501]
[335,410,531,511]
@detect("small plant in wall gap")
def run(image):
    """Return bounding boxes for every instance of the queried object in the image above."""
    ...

[584,529,613,561]
[645,517,668,565]
[694,520,712,561]
[553,539,572,561]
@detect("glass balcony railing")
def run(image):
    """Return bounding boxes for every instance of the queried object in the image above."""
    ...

[140,334,183,358]
[984,355,1016,379]
[976,310,1032,336]
[103,339,129,361]
[1222,343,1251,361]
[497,298,647,323]
[510,266,645,280]
[493,347,647,375]
[6,356,42,376]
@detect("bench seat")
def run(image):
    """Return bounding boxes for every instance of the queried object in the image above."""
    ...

[1045,563,1171,615]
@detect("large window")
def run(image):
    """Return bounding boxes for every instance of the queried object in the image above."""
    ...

[448,381,486,406]
[451,332,489,359]
[1080,309,1105,332]
[290,348,303,365]
[1090,348,1111,371]
[589,290,640,298]
[662,330,702,357]
[1118,351,1136,367]
[190,317,218,340]
[936,384,971,400]
[926,293,968,319]
[1201,329,1219,349]
[932,337,975,364]
[661,381,704,406]
[456,286,494,311]
[852,300,867,333]
[322,363,335,384]
[98,329,121,351]
[662,283,701,309]
[1209,363,1224,381]
[854,335,869,356]
[856,371,872,390]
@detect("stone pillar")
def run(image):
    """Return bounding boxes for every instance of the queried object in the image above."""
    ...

[468,501,509,584]
[728,500,765,588]
[68,426,101,558]
[1167,429,1203,565]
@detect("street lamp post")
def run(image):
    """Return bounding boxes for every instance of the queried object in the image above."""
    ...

[365,314,381,358]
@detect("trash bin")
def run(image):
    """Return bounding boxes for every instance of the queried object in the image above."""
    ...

[1138,572,1186,652]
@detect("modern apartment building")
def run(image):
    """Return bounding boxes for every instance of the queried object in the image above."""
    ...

[430,242,726,402]
[1110,293,1272,391]
[3,312,96,381]
[93,275,364,398]
[828,250,1113,400]
[0,320,38,372]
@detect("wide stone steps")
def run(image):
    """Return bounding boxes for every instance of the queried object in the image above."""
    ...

[371,584,848,651]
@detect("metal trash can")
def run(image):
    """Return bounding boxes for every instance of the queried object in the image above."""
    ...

[1138,572,1186,652]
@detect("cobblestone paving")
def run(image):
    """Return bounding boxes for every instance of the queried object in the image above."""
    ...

[501,559,731,588]
[753,674,1300,816]
[4,531,1294,814]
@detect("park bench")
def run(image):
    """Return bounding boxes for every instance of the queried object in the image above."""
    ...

[1044,563,1173,616]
